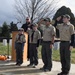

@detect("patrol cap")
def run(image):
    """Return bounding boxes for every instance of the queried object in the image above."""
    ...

[18,28,24,31]
[32,23,38,27]
[63,14,70,19]
[44,18,51,22]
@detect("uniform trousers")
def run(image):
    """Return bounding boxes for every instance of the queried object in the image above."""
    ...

[41,41,52,70]
[60,41,71,73]
[16,43,23,64]
[29,43,38,65]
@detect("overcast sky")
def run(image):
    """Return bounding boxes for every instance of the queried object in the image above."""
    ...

[0,0,75,27]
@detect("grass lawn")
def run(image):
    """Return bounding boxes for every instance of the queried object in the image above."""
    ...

[0,43,11,56]
[38,46,75,64]
[0,43,75,64]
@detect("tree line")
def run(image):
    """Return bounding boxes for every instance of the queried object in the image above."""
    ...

[0,5,75,38]
[0,22,18,38]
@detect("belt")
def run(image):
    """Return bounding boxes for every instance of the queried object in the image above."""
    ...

[43,41,51,43]
[60,41,70,43]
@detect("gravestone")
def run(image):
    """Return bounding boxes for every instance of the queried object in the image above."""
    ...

[54,42,60,50]
[9,39,12,46]
[3,39,7,46]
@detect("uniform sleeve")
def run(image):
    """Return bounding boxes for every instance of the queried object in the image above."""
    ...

[70,25,75,46]
[36,31,41,47]
[70,25,74,35]
[22,35,26,43]
[39,24,45,31]
[38,31,41,39]
[52,26,56,36]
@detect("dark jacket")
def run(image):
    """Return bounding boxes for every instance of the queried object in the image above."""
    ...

[21,22,31,32]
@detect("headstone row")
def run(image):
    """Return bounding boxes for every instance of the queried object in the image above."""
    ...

[3,39,12,46]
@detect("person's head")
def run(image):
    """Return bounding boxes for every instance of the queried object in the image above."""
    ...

[44,18,51,26]
[26,17,31,23]
[63,14,70,24]
[32,23,38,31]
[18,28,24,34]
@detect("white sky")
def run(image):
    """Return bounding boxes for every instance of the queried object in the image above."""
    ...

[0,0,16,26]
[0,0,75,27]
[59,0,75,14]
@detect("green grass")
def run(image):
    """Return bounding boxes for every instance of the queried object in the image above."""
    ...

[0,43,75,64]
[38,46,60,61]
[38,45,75,64]
[0,43,11,56]
[71,49,75,63]
[52,50,60,61]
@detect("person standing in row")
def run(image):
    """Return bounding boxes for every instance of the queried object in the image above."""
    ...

[21,17,32,60]
[40,18,56,72]
[55,14,75,75]
[15,28,26,66]
[27,23,41,68]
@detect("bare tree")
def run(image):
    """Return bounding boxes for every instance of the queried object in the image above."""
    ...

[14,0,61,23]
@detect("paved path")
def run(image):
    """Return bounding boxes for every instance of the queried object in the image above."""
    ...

[0,59,75,75]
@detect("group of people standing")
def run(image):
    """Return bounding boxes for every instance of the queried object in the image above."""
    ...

[15,14,75,75]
